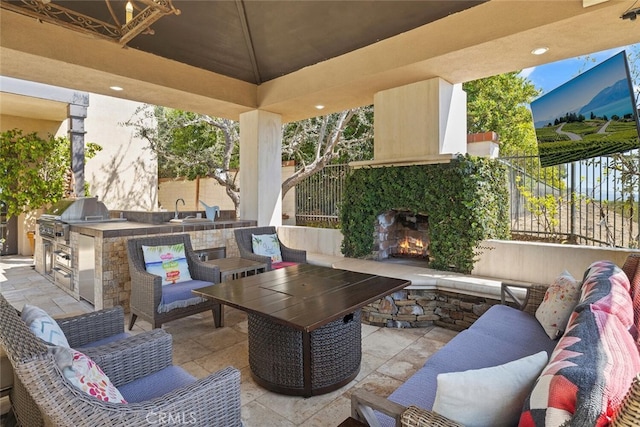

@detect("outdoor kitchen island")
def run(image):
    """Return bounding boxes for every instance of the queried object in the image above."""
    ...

[34,214,256,311]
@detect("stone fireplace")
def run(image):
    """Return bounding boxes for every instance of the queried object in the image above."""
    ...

[373,209,430,264]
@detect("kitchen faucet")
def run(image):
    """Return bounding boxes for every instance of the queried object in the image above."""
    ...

[174,198,185,219]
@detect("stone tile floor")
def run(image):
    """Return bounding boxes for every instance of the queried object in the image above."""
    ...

[0,255,457,427]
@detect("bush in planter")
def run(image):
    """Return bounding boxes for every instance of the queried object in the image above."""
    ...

[0,129,101,218]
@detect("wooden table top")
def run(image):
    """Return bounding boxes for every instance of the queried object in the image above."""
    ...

[193,263,411,333]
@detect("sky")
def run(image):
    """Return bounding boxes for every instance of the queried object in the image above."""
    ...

[521,43,639,98]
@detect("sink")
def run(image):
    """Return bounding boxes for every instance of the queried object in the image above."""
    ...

[169,218,214,224]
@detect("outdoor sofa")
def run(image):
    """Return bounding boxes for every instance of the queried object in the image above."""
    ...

[352,256,640,427]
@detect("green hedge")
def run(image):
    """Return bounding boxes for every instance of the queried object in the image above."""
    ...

[339,155,509,273]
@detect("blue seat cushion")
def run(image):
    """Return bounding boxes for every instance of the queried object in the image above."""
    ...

[157,279,213,313]
[118,366,196,403]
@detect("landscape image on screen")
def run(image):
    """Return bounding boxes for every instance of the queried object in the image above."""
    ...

[530,51,640,168]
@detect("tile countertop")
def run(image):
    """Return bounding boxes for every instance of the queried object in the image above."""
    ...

[69,219,257,238]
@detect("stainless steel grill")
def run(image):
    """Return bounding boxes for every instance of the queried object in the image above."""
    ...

[36,197,126,300]
[38,197,125,242]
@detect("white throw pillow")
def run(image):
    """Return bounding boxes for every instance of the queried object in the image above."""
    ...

[432,351,548,427]
[251,233,283,263]
[535,270,581,339]
[21,304,70,347]
[142,244,193,286]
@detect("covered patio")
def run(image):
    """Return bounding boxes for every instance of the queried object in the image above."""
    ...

[2,1,640,426]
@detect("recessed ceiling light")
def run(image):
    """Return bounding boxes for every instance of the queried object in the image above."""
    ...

[110,86,124,91]
[531,47,549,56]
[315,105,325,110]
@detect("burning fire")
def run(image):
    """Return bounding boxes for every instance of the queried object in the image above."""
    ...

[399,237,425,255]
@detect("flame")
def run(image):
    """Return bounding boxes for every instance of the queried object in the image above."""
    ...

[399,237,424,255]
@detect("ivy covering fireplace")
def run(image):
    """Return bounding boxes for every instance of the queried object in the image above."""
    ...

[340,155,509,273]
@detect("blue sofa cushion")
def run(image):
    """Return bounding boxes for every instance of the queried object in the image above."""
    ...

[118,366,196,403]
[376,305,557,427]
[157,279,212,313]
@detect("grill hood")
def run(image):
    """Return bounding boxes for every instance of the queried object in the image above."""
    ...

[43,197,111,223]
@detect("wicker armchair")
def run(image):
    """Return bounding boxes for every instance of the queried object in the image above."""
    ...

[0,294,242,427]
[234,226,307,271]
[127,234,222,330]
[0,295,148,426]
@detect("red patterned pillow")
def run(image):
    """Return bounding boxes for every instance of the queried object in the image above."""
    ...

[519,308,640,426]
[575,261,633,328]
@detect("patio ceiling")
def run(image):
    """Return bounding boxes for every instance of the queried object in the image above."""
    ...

[1,0,639,123]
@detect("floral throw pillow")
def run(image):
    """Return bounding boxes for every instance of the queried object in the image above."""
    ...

[53,347,127,403]
[535,270,581,339]
[251,234,283,263]
[142,244,193,286]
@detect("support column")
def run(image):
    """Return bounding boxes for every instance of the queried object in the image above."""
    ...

[68,103,88,197]
[239,110,283,226]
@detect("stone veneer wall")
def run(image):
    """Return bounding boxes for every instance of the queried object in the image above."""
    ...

[97,229,240,311]
[362,289,504,331]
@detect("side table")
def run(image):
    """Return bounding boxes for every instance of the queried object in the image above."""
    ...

[208,257,268,282]
[205,257,267,326]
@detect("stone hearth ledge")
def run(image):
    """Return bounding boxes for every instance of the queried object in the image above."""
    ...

[306,253,528,302]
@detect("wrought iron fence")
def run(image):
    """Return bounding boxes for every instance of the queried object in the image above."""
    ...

[502,152,639,248]
[294,154,639,248]
[295,163,349,227]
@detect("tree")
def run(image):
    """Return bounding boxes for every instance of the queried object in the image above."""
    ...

[281,106,373,198]
[123,105,241,211]
[125,105,373,209]
[464,72,540,154]
[0,129,101,218]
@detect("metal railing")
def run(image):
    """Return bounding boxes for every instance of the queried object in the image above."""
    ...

[295,163,349,226]
[503,152,639,248]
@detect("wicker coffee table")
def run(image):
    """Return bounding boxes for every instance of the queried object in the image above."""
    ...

[193,264,410,397]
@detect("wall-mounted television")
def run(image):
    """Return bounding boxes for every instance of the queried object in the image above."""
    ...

[530,51,640,168]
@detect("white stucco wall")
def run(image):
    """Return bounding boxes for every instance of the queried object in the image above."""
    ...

[66,94,157,211]
[472,239,639,285]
